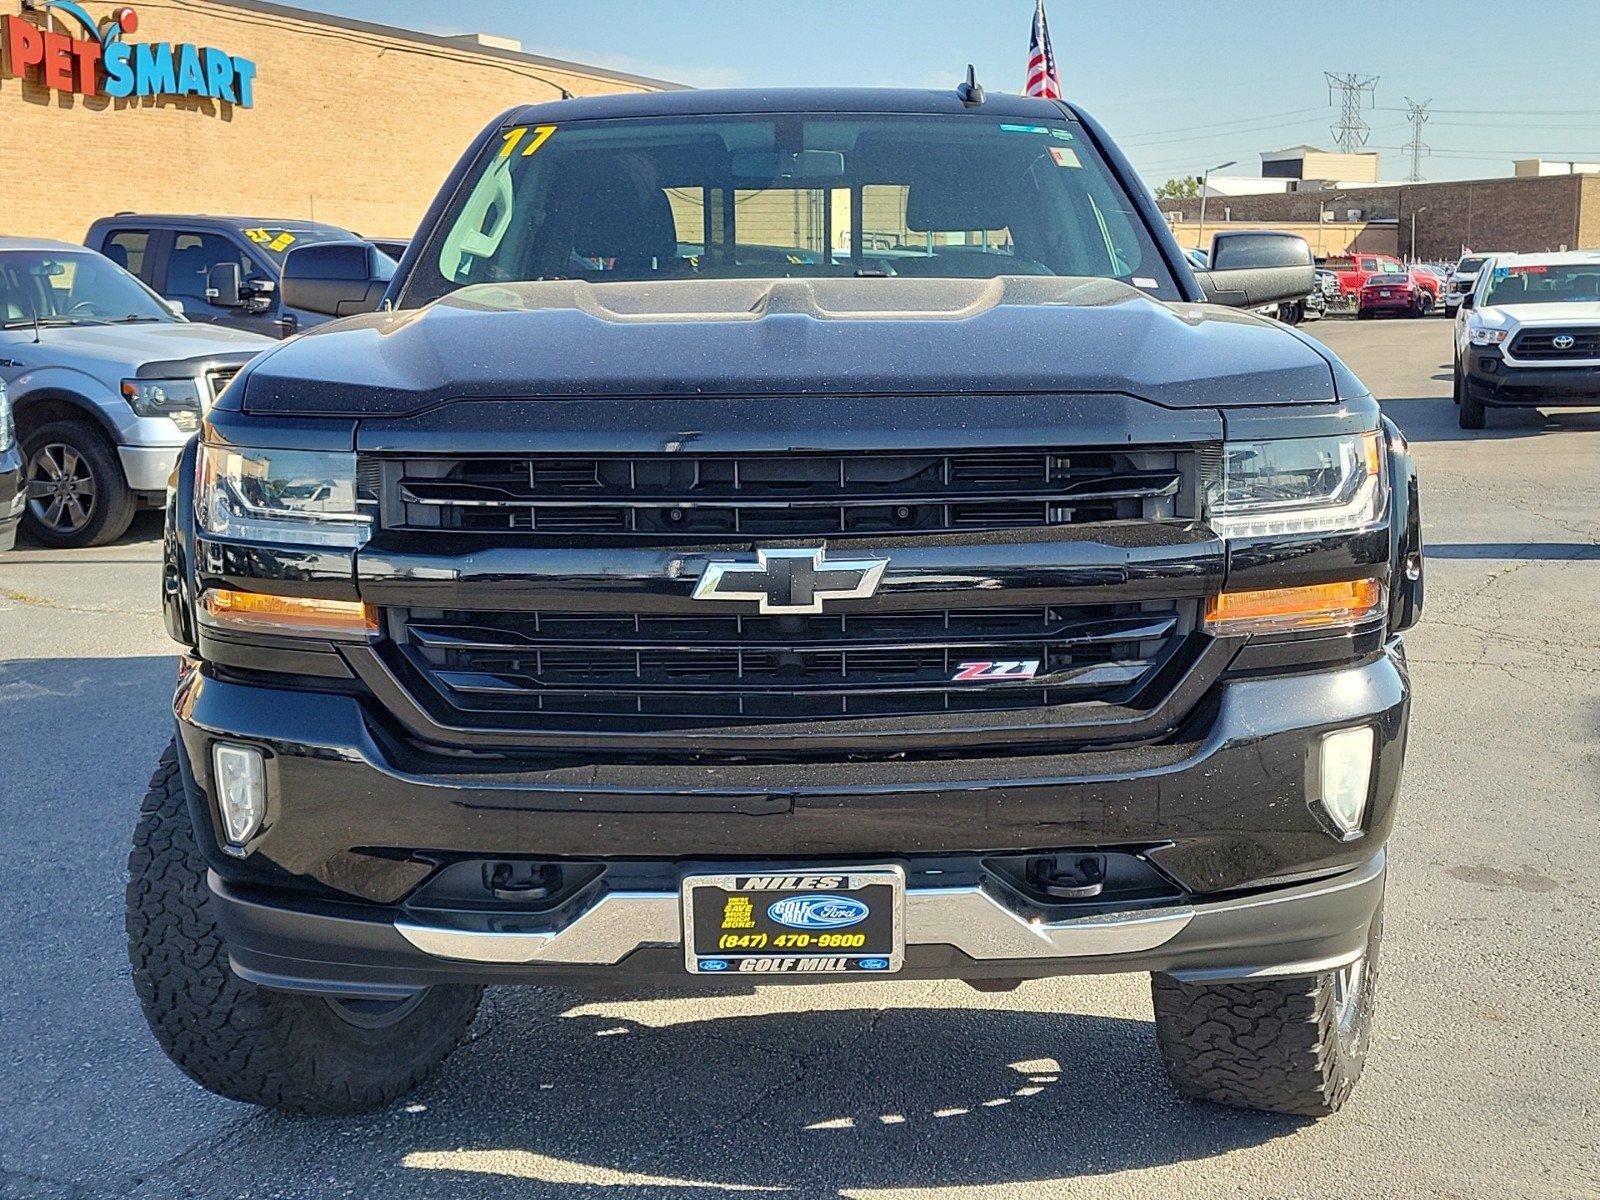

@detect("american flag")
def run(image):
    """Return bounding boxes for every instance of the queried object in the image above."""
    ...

[1025,0,1062,99]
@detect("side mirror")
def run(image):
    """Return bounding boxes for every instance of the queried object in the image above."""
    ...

[205,262,243,307]
[280,241,394,318]
[164,298,185,317]
[1459,292,1475,311]
[241,277,276,314]
[1193,230,1316,310]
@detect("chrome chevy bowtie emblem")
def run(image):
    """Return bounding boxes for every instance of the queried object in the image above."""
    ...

[1552,334,1576,350]
[692,547,888,614]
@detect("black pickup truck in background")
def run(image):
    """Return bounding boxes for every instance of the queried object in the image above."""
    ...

[127,85,1422,1120]
[83,214,395,338]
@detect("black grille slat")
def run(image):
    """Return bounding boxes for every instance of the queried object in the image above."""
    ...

[396,603,1187,725]
[390,450,1182,540]
[1510,329,1600,359]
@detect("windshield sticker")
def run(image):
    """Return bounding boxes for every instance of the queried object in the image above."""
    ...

[1048,146,1081,169]
[499,124,557,158]
[243,228,296,253]
[1506,265,1548,275]
[1132,277,1159,289]
[1050,128,1075,141]
[999,123,1051,135]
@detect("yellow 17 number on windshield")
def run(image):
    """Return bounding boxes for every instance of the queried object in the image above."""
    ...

[499,124,557,158]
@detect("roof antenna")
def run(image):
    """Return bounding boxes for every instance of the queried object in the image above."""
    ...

[956,63,985,107]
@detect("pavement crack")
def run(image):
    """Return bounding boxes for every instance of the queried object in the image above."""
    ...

[0,586,152,616]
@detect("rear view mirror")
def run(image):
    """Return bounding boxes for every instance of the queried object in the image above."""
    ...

[730,149,846,181]
[206,262,243,307]
[1193,230,1316,310]
[280,241,393,318]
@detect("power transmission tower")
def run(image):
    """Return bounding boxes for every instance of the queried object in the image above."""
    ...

[1325,72,1379,152]
[1403,97,1432,181]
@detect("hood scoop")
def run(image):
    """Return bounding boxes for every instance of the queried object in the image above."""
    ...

[437,274,1152,324]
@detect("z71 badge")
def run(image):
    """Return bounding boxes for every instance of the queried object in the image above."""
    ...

[951,660,1041,682]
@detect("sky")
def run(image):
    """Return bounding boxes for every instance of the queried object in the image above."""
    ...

[289,0,1600,186]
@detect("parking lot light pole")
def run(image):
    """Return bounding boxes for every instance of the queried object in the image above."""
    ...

[1410,206,1429,262]
[1195,160,1236,257]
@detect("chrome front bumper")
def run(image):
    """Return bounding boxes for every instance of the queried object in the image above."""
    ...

[386,852,1385,983]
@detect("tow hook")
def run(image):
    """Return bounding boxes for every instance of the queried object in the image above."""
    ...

[1026,855,1107,900]
[485,861,561,903]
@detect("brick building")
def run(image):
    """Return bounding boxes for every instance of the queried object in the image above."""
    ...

[0,0,680,243]
[1159,174,1600,262]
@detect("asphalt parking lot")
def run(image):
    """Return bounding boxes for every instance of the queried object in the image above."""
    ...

[2,316,1597,1200]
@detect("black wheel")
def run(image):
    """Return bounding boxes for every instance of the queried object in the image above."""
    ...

[20,419,136,548]
[126,743,483,1114]
[1459,378,1487,429]
[1151,902,1382,1117]
[1452,360,1462,405]
[1356,308,1372,321]
[1280,301,1304,326]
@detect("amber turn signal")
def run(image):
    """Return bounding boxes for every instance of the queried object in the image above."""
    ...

[198,589,378,639]
[1204,578,1384,635]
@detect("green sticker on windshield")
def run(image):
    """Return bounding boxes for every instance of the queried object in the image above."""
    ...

[999,123,1051,135]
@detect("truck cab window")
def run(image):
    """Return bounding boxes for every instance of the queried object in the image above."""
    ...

[416,115,1178,304]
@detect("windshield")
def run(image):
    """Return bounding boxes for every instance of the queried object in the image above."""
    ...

[0,250,173,327]
[405,114,1181,306]
[1484,262,1600,306]
[1457,256,1488,274]
[238,226,351,263]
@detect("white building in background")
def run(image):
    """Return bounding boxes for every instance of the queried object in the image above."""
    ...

[1200,176,1292,198]
[1513,159,1600,177]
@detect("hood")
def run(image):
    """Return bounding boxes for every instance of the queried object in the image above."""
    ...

[240,276,1342,416]
[1484,300,1600,324]
[22,320,273,371]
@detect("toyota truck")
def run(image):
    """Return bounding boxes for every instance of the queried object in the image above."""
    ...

[127,85,1424,1120]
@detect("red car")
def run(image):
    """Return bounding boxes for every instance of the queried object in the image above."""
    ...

[1324,253,1406,305]
[1407,264,1443,308]
[1357,272,1427,318]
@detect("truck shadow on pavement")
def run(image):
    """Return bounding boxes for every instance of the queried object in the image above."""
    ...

[0,656,1301,1196]
[1377,395,1600,444]
[178,991,1305,1197]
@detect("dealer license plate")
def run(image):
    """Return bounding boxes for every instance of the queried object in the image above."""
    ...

[682,866,904,975]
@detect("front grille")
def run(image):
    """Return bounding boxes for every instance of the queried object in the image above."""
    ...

[384,449,1184,540]
[392,602,1192,728]
[204,366,242,406]
[1510,329,1600,360]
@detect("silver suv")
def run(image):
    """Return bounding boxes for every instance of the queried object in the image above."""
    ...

[0,238,272,547]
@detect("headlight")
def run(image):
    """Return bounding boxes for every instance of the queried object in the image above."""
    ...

[1208,430,1386,538]
[0,379,12,451]
[197,444,373,548]
[123,378,204,432]
[1468,327,1510,346]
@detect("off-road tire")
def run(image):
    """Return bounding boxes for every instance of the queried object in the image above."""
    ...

[126,742,483,1114]
[20,419,136,548]
[1459,378,1487,429]
[1150,904,1382,1117]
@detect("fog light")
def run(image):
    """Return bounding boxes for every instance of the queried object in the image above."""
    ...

[213,743,266,848]
[1318,726,1374,835]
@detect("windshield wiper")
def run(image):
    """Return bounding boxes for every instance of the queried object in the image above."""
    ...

[110,315,164,324]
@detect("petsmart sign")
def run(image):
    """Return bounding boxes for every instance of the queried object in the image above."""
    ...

[1,2,256,106]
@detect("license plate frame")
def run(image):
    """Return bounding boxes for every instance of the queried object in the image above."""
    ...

[681,865,905,976]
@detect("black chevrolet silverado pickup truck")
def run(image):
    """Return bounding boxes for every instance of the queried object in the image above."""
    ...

[128,85,1423,1119]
